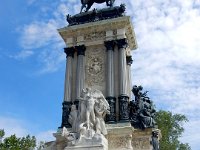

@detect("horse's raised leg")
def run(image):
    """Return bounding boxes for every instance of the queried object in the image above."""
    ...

[86,2,93,12]
[106,0,108,6]
[80,4,86,13]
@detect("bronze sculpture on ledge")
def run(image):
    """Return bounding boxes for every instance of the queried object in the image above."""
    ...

[81,0,115,12]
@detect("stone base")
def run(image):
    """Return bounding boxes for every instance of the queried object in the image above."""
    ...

[132,128,153,150]
[44,127,160,150]
[106,123,133,150]
[66,145,107,150]
[65,133,108,150]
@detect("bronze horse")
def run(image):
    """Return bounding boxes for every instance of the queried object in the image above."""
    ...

[81,0,115,13]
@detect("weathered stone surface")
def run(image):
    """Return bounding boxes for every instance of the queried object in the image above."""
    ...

[58,16,137,50]
[132,128,153,150]
[106,123,133,150]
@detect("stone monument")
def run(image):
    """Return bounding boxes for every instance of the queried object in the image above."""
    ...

[43,1,161,150]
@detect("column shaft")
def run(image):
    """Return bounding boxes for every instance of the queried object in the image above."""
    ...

[118,41,127,95]
[117,39,129,122]
[61,47,75,128]
[126,56,133,100]
[75,45,86,101]
[105,41,116,123]
[64,56,73,101]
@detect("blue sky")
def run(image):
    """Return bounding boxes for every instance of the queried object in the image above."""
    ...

[0,0,200,149]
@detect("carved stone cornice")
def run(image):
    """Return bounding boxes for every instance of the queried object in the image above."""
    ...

[75,45,86,56]
[104,40,115,51]
[116,38,128,49]
[126,55,133,65]
[64,47,75,57]
[58,16,137,50]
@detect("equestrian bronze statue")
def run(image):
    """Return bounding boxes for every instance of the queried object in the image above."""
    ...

[80,0,115,13]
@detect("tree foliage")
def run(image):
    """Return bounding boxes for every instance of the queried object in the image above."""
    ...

[0,129,36,150]
[155,110,191,150]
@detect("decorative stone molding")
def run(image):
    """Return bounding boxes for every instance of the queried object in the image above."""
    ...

[116,38,128,49]
[104,40,115,51]
[58,16,137,50]
[64,47,75,57]
[106,30,114,41]
[76,36,84,45]
[75,45,86,56]
[66,37,74,47]
[117,28,126,39]
[85,31,106,42]
[86,46,106,87]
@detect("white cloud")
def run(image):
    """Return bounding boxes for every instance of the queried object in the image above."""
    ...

[180,120,200,149]
[20,20,62,49]
[27,0,36,5]
[0,116,28,137]
[126,0,200,149]
[36,130,55,142]
[37,46,65,74]
[0,116,55,143]
[10,50,34,60]
[18,1,70,73]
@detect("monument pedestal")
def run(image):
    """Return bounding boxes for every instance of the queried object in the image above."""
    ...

[106,123,133,150]
[66,134,108,150]
[132,129,153,150]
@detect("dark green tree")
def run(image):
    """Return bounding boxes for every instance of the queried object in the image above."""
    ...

[0,129,36,150]
[155,110,191,150]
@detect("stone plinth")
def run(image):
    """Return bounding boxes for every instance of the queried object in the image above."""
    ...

[66,134,108,150]
[132,128,153,150]
[106,123,133,150]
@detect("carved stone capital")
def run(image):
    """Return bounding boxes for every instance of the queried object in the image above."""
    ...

[118,94,130,122]
[104,40,115,51]
[126,56,133,66]
[61,101,72,128]
[106,96,116,123]
[64,47,75,58]
[116,38,128,49]
[75,45,86,56]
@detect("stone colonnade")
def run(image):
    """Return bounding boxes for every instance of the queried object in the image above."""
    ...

[61,38,133,128]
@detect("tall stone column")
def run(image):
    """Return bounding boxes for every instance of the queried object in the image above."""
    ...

[116,38,129,122]
[75,45,86,106]
[105,40,116,123]
[126,55,133,100]
[61,47,75,128]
